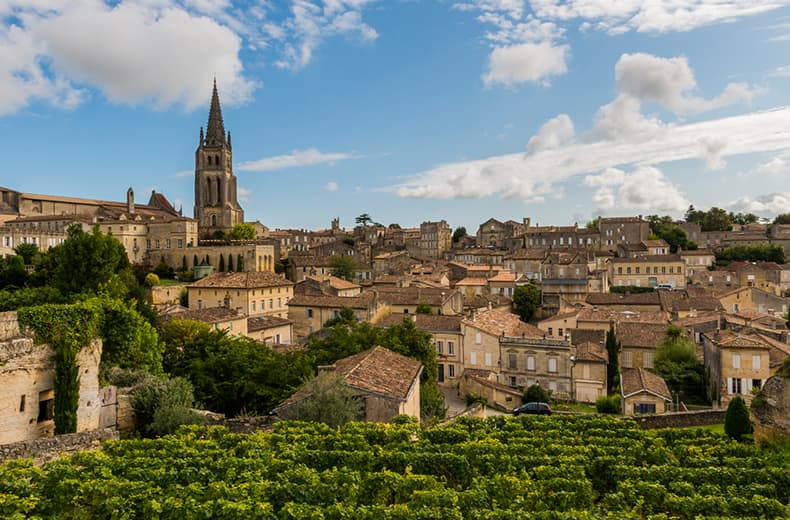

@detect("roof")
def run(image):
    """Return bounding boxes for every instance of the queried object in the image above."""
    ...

[286,292,374,310]
[464,308,544,338]
[306,275,360,291]
[539,309,580,324]
[283,346,423,407]
[487,272,517,283]
[586,292,661,306]
[575,342,608,363]
[455,277,489,286]
[722,261,782,272]
[576,307,668,324]
[679,249,715,256]
[164,306,241,324]
[621,368,671,400]
[611,254,683,263]
[571,328,605,347]
[247,315,293,332]
[707,329,772,350]
[616,322,670,349]
[643,239,670,247]
[189,271,293,289]
[374,286,454,306]
[376,313,463,332]
[504,248,548,260]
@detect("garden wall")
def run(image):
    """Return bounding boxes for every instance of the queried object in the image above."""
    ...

[630,409,724,429]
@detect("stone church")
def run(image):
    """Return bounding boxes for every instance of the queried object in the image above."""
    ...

[193,80,245,237]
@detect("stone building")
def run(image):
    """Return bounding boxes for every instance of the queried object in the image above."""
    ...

[193,80,244,236]
[274,346,422,422]
[621,368,672,415]
[418,220,452,259]
[475,218,529,248]
[609,255,686,289]
[287,292,379,338]
[0,312,101,444]
[703,329,772,406]
[187,271,293,319]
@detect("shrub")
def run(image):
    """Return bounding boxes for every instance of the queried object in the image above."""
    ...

[725,396,752,440]
[144,273,160,287]
[596,394,621,414]
[130,375,205,437]
[466,394,488,406]
[523,384,550,404]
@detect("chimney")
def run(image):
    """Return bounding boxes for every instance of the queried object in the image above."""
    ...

[127,187,135,214]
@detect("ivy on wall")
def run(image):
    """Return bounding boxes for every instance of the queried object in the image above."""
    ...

[17,302,102,434]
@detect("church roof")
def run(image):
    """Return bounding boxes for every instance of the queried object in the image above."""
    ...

[205,79,226,147]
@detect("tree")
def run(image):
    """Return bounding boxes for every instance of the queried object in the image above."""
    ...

[50,224,131,297]
[329,255,358,282]
[415,303,433,314]
[586,218,599,230]
[724,396,752,440]
[181,255,188,272]
[153,257,173,279]
[227,223,256,241]
[513,284,541,322]
[716,244,786,265]
[144,273,160,287]
[193,254,199,267]
[523,384,550,403]
[285,372,364,427]
[773,213,790,225]
[701,207,732,232]
[219,254,225,272]
[647,215,696,253]
[729,212,759,225]
[605,325,621,394]
[388,223,401,229]
[355,213,373,226]
[685,205,705,224]
[227,254,234,272]
[342,237,355,246]
[653,326,705,404]
[13,243,39,265]
[452,226,467,244]
[237,254,244,272]
[0,256,28,289]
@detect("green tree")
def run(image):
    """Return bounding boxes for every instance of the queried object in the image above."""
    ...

[227,254,234,272]
[153,257,173,279]
[773,213,790,225]
[144,273,160,287]
[513,284,541,322]
[724,396,752,440]
[227,223,256,241]
[524,384,550,403]
[284,372,364,427]
[653,326,705,404]
[355,213,373,226]
[94,298,164,373]
[50,224,131,296]
[0,256,28,289]
[237,254,244,272]
[452,226,467,243]
[647,215,696,253]
[219,254,225,272]
[605,325,621,394]
[685,205,705,224]
[716,244,786,265]
[181,255,188,272]
[342,237,355,246]
[415,303,433,314]
[388,223,401,229]
[729,212,759,225]
[586,218,599,230]
[701,207,732,232]
[329,255,358,282]
[129,374,205,437]
[193,254,199,267]
[13,243,39,265]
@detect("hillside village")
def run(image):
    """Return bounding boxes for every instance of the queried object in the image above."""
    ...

[1,83,790,446]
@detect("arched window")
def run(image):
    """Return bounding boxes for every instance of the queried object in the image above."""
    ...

[211,214,217,227]
[215,155,220,167]
[216,178,222,203]
[207,155,212,166]
[206,179,212,204]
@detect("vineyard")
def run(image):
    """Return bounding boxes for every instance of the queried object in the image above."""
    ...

[0,415,788,519]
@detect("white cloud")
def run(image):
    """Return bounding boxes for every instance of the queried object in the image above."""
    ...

[769,64,790,77]
[325,181,339,192]
[175,170,194,178]
[529,0,788,34]
[728,192,790,215]
[238,186,251,202]
[584,166,689,213]
[593,94,666,140]
[237,148,363,172]
[615,53,753,115]
[393,106,790,201]
[483,41,568,87]
[527,113,574,153]
[755,155,788,175]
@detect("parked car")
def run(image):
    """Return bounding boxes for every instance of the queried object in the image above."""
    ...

[512,402,552,416]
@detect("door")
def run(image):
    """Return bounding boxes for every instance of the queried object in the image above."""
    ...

[437,364,444,383]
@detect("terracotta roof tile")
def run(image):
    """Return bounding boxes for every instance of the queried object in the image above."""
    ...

[189,271,293,289]
[621,368,671,400]
[247,315,293,332]
[287,292,374,309]
[616,322,669,348]
[464,308,543,338]
[376,313,463,332]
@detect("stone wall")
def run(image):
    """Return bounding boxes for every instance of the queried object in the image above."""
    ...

[0,428,118,464]
[752,375,790,442]
[630,409,725,429]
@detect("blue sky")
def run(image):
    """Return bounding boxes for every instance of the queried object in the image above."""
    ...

[4,1,790,231]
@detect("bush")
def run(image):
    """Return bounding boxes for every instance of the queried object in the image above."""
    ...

[130,375,205,437]
[596,394,621,414]
[144,273,160,287]
[523,384,550,404]
[725,396,752,440]
[466,394,488,406]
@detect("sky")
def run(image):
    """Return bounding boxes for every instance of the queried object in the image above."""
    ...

[4,1,790,232]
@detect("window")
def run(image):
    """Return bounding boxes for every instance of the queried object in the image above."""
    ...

[548,327,553,336]
[509,376,517,386]
[732,354,741,369]
[617,267,623,275]
[177,239,183,248]
[508,353,517,369]
[753,379,762,390]
[636,403,656,414]
[558,328,563,338]
[752,355,761,370]
[437,341,443,354]
[448,341,454,355]
[731,378,743,394]
[37,390,54,423]
[635,267,640,274]
[548,357,557,373]
[470,352,477,365]
[166,239,171,249]
[19,395,25,413]
[623,351,633,368]
[252,301,256,312]
[146,239,151,249]
[197,299,202,309]
[306,309,313,318]
[448,365,455,377]
[527,356,535,370]
[644,351,654,369]
[626,267,631,274]
[549,381,558,393]
[485,353,492,366]
[475,332,481,344]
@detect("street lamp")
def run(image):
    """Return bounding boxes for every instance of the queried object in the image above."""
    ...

[569,354,577,403]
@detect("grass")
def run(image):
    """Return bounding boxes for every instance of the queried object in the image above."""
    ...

[684,423,725,434]
[552,402,598,413]
[157,278,187,286]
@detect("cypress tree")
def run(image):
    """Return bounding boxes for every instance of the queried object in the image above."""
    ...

[193,254,199,267]
[219,255,225,272]
[237,254,244,272]
[228,255,234,272]
[605,324,621,394]
[182,255,187,272]
[724,396,752,440]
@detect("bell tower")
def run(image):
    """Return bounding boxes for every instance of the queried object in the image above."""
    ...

[194,79,244,237]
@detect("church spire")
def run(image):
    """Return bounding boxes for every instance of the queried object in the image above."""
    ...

[205,78,226,146]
